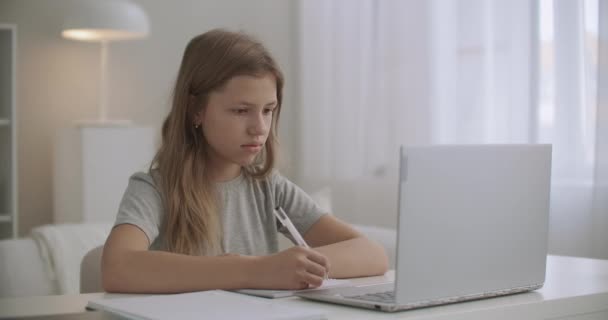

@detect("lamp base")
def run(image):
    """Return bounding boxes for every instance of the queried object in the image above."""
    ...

[75,119,133,127]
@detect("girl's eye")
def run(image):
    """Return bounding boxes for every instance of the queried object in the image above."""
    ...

[263,108,274,115]
[233,108,247,114]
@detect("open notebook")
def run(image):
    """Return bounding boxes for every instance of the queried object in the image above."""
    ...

[88,290,325,320]
[234,278,351,298]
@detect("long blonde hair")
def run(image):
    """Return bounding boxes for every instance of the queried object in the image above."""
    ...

[151,29,284,255]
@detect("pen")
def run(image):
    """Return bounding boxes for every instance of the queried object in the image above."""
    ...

[274,206,329,280]
[274,206,309,248]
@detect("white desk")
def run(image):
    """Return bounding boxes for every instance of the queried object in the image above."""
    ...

[1,255,608,319]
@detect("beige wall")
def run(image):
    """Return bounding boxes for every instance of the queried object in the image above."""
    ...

[0,0,299,236]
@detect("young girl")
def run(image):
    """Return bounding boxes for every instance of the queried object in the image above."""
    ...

[101,29,388,293]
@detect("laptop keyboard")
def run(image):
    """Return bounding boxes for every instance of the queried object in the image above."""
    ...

[347,290,396,303]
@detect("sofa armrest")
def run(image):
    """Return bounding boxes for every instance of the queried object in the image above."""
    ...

[0,238,56,298]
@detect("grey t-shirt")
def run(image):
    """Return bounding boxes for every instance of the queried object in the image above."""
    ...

[114,170,326,255]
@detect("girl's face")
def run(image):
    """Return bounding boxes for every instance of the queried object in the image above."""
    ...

[198,74,277,180]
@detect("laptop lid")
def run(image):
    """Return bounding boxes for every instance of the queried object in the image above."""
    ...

[394,144,551,305]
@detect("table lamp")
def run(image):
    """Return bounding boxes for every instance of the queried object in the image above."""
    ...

[61,0,149,126]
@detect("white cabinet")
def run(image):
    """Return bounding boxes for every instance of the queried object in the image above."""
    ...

[53,126,155,223]
[0,25,17,239]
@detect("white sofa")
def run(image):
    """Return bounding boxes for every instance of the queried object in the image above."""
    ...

[0,223,112,298]
[0,238,55,297]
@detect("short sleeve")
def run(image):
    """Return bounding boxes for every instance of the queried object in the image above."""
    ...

[272,171,327,236]
[114,172,163,246]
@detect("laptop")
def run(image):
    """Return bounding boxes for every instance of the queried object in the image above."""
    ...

[297,144,552,312]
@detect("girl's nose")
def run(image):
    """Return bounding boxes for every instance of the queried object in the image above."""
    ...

[248,113,268,136]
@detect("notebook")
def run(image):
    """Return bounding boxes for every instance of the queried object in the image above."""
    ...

[297,144,552,312]
[13,311,123,320]
[87,290,325,320]
[234,278,351,298]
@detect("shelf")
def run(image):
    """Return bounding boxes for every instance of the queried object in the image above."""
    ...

[0,25,16,239]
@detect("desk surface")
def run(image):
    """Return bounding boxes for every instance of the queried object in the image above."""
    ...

[1,255,608,320]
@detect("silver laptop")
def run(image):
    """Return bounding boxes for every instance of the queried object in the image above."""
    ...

[297,144,552,312]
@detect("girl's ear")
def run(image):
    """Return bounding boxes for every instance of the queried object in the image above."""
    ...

[189,93,205,125]
[194,110,203,127]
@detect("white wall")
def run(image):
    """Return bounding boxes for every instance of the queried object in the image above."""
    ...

[0,0,300,236]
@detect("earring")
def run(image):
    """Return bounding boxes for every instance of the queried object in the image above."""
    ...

[194,123,200,129]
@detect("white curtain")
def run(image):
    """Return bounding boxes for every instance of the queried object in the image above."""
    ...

[297,0,435,226]
[297,0,608,258]
[594,0,608,259]
[298,0,432,181]
[539,0,607,258]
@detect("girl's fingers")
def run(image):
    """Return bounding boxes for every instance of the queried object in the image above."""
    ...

[305,259,327,278]
[300,271,324,288]
[304,249,329,269]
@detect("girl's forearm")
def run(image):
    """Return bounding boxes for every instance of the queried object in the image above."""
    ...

[102,250,260,293]
[314,237,389,278]
[102,238,387,293]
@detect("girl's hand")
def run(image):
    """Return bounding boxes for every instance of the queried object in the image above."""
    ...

[254,246,329,290]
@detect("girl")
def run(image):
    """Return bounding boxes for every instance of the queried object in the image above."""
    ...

[101,29,388,293]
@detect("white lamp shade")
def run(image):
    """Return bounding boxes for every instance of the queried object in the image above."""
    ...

[62,0,150,42]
